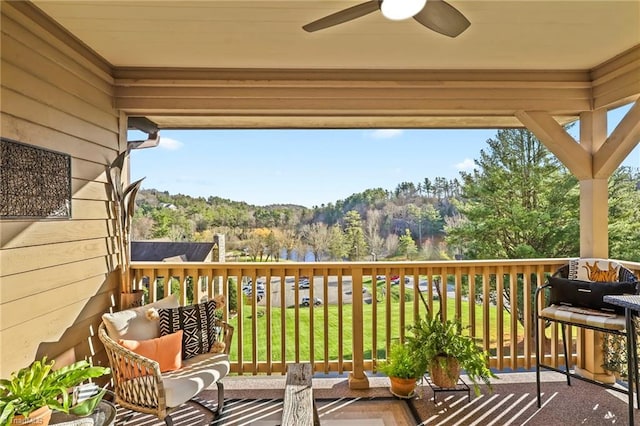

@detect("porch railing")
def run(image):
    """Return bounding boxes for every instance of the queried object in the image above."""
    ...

[129,259,640,384]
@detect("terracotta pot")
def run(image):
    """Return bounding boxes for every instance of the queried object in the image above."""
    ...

[429,356,460,388]
[12,406,52,425]
[389,376,417,397]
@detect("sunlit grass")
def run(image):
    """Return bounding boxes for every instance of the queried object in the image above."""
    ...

[227,291,524,363]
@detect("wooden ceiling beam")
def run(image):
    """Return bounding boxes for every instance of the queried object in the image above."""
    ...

[114,68,592,127]
[142,114,571,129]
[516,110,592,179]
[591,45,640,110]
[593,99,640,178]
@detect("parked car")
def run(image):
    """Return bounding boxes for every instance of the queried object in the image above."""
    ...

[293,278,310,289]
[243,282,265,294]
[300,297,322,307]
[244,287,265,300]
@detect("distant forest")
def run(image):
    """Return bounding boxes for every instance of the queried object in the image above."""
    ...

[132,129,640,263]
[131,175,461,262]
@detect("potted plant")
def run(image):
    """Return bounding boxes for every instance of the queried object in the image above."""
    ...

[380,342,423,397]
[406,314,497,395]
[0,357,110,425]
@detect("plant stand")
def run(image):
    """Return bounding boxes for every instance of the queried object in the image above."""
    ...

[422,374,470,403]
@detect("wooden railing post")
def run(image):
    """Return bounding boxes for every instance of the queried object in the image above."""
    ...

[348,267,369,389]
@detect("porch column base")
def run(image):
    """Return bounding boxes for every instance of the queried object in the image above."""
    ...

[348,372,370,390]
[573,329,616,384]
[573,366,616,384]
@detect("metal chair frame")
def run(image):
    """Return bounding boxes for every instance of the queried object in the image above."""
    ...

[99,319,233,425]
[534,262,639,424]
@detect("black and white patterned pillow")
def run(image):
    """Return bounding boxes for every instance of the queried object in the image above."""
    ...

[158,300,218,359]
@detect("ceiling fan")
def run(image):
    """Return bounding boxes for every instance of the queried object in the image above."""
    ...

[302,0,470,38]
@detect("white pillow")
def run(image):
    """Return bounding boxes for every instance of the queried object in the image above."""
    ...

[102,294,180,340]
[568,258,621,282]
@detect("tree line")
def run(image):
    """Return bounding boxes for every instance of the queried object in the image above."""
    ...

[132,129,640,263]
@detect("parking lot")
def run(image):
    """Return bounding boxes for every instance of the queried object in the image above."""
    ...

[242,276,446,308]
[243,276,359,308]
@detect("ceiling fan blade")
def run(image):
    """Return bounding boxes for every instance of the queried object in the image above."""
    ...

[413,0,470,38]
[303,1,380,33]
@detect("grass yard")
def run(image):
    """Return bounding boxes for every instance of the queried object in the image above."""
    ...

[227,292,524,364]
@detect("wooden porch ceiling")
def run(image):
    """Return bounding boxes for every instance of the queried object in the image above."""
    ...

[26,0,640,129]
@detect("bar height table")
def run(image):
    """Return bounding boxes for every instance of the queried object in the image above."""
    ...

[603,295,640,425]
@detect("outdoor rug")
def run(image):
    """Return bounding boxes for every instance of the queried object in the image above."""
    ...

[112,378,634,426]
[406,378,633,426]
[113,396,419,426]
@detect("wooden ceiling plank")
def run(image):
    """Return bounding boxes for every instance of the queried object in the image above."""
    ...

[516,110,591,179]
[593,99,640,178]
[5,1,112,79]
[115,96,588,115]
[112,68,591,85]
[114,85,590,101]
[31,1,640,71]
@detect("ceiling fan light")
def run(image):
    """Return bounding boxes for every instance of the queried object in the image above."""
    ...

[381,0,427,21]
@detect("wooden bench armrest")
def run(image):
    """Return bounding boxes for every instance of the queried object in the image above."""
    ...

[215,319,234,355]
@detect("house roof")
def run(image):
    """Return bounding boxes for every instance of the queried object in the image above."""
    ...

[131,241,215,262]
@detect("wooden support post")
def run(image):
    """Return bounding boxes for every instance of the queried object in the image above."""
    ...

[349,268,370,389]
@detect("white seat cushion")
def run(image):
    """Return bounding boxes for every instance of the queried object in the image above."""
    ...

[539,305,626,331]
[162,353,230,408]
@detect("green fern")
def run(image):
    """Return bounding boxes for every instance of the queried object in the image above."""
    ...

[0,357,109,425]
[380,343,423,379]
[406,315,497,395]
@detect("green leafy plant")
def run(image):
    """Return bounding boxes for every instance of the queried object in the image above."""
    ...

[0,357,110,425]
[406,314,497,395]
[602,318,640,378]
[379,342,423,379]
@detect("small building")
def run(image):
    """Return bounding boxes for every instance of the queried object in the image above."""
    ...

[131,241,216,262]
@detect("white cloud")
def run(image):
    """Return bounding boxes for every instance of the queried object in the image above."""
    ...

[158,137,183,150]
[455,158,475,172]
[370,129,404,139]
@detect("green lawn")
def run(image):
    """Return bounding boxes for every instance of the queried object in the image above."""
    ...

[227,290,523,363]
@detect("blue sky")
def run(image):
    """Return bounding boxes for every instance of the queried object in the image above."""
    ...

[131,104,638,208]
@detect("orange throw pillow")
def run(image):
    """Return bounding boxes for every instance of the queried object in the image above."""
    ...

[119,330,183,373]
